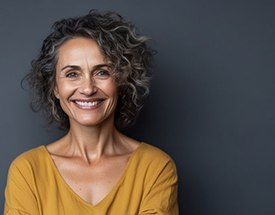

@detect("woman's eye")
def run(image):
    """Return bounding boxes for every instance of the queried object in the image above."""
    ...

[66,72,78,78]
[96,70,110,77]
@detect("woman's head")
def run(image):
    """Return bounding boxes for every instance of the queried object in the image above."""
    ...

[27,10,154,129]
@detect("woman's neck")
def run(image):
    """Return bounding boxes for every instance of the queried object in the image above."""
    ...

[61,119,123,163]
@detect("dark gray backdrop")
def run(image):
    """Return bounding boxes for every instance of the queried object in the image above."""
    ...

[1,0,275,214]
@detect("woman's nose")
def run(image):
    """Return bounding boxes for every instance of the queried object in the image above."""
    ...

[79,76,97,96]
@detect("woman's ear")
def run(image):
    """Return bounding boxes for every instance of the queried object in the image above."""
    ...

[54,87,60,99]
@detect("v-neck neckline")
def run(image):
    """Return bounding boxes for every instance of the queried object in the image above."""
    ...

[41,143,145,208]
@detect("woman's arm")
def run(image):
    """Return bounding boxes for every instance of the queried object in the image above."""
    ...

[139,160,179,215]
[4,159,39,215]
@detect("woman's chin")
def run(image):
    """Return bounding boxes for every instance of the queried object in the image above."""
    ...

[69,116,113,128]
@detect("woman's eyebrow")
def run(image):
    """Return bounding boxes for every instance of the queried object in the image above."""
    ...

[61,65,81,71]
[61,64,110,71]
[93,64,111,70]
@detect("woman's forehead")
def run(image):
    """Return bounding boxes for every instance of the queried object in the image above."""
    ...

[56,37,107,70]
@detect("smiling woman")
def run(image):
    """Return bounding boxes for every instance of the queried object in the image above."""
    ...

[4,10,179,215]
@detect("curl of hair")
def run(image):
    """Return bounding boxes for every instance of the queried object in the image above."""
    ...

[25,10,154,129]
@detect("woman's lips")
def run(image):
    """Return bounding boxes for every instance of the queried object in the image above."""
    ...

[73,99,104,109]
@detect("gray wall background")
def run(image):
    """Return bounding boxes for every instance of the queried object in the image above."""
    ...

[1,0,275,214]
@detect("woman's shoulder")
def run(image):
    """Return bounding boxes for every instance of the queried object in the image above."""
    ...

[9,145,48,171]
[134,143,176,168]
[138,143,174,160]
[130,143,178,182]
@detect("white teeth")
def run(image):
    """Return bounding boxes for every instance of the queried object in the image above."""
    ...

[75,101,100,107]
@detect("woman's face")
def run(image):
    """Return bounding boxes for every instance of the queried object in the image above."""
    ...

[54,37,118,127]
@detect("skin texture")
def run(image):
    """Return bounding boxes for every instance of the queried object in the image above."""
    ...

[46,37,139,205]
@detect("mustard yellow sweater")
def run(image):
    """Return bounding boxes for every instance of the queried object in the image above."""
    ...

[4,143,178,214]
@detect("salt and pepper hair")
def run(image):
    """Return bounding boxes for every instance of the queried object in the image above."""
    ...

[26,10,154,129]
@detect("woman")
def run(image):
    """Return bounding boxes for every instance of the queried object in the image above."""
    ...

[4,10,178,214]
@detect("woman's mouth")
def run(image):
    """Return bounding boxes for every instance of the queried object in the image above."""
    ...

[73,99,104,109]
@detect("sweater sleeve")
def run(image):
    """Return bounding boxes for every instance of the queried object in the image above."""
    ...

[4,158,39,215]
[139,159,179,215]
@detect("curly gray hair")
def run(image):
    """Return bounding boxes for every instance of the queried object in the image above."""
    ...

[26,10,154,129]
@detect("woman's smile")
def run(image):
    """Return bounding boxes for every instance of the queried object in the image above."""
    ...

[73,98,105,110]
